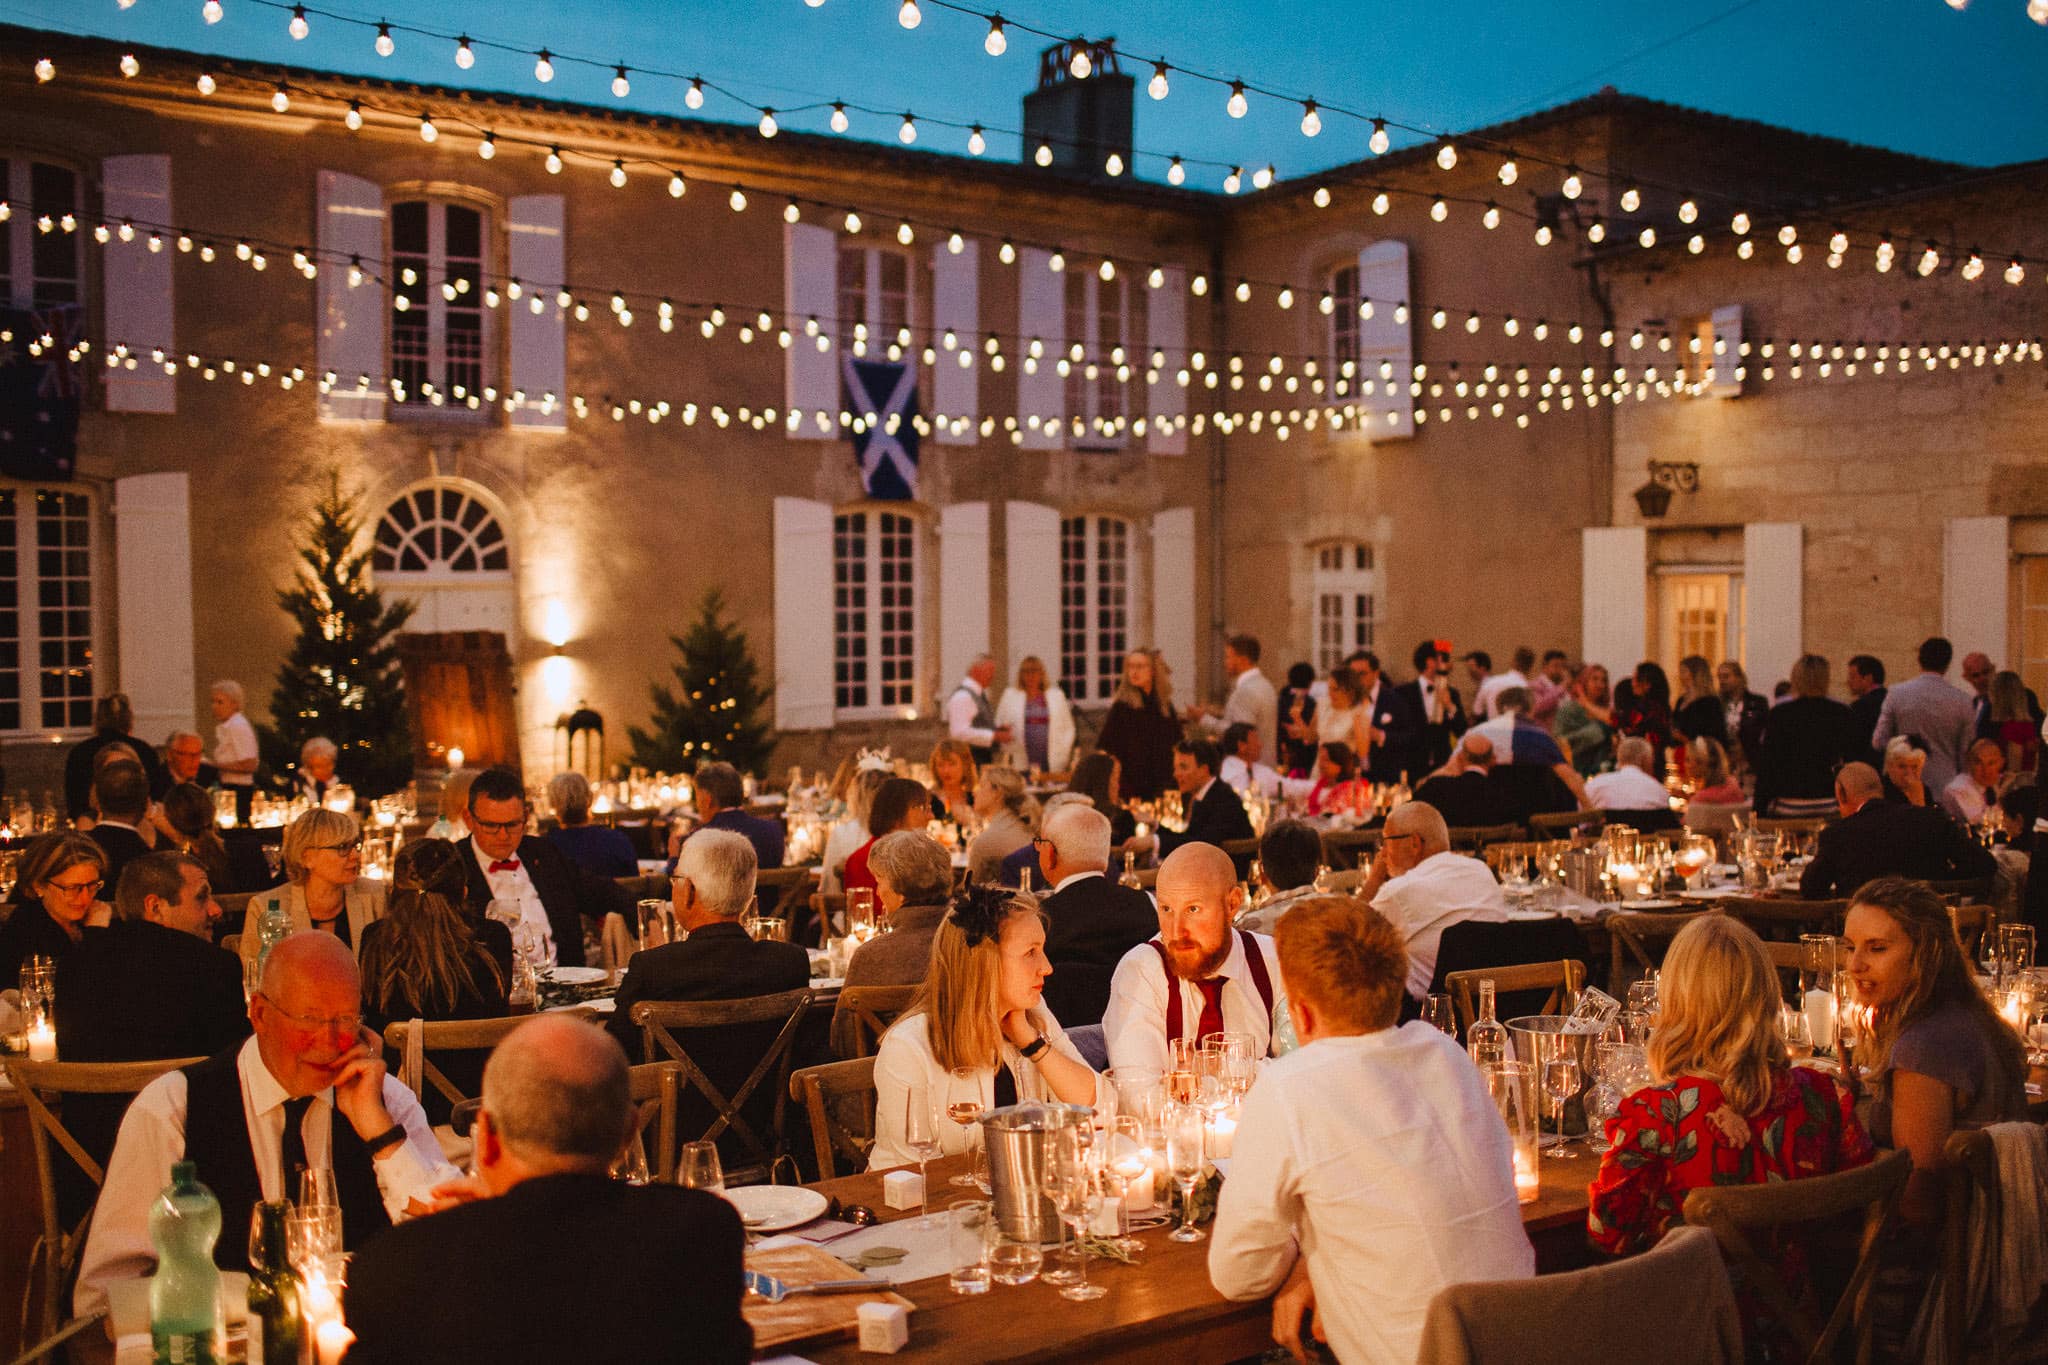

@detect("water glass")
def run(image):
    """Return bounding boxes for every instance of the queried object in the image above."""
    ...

[286,1205,343,1279]
[1422,994,1457,1037]
[988,1232,1044,1286]
[2001,924,2037,974]
[637,898,671,949]
[1163,1102,1207,1243]
[298,1167,338,1210]
[1050,1127,1106,1301]
[679,1141,725,1193]
[946,1199,994,1295]
[847,886,877,935]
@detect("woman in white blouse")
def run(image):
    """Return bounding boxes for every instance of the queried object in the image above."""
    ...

[238,807,386,977]
[869,887,1111,1169]
[994,656,1077,775]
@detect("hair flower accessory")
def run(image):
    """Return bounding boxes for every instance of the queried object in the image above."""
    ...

[855,747,895,774]
[948,883,1012,947]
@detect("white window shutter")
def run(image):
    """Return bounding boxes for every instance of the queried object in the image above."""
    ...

[1005,501,1061,665]
[784,222,838,440]
[1151,507,1196,697]
[100,154,175,414]
[773,497,836,729]
[315,170,385,422]
[1742,523,1803,690]
[931,239,979,445]
[506,194,566,431]
[1146,266,1187,456]
[1356,240,1414,441]
[114,472,196,741]
[1580,527,1647,679]
[1711,305,1744,398]
[1016,249,1065,450]
[1943,516,2010,668]
[939,502,990,688]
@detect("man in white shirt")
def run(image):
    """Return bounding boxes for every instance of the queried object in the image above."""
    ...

[77,932,457,1318]
[1469,647,1533,721]
[1192,635,1279,776]
[1360,801,1510,1000]
[1219,722,1292,802]
[1940,738,2005,826]
[1104,842,1286,1072]
[1583,736,1674,811]
[944,654,1011,766]
[1210,896,1533,1364]
[209,679,261,823]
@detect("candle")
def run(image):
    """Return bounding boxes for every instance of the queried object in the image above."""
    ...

[1512,1145,1540,1203]
[445,747,464,770]
[1207,1112,1237,1161]
[315,1318,354,1365]
[1114,1154,1155,1213]
[304,1272,339,1322]
[374,809,395,828]
[2001,991,2026,1030]
[1135,822,1150,841]
[1803,988,1838,1050]
[26,1020,55,1061]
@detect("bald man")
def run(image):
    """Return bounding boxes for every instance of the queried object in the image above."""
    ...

[1359,802,1511,1001]
[343,1016,751,1364]
[77,932,457,1318]
[1799,761,1996,900]
[1103,842,1287,1073]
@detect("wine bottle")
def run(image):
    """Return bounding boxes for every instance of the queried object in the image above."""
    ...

[1467,978,1509,1068]
[246,1200,302,1365]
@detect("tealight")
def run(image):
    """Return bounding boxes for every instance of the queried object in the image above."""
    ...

[27,1019,55,1061]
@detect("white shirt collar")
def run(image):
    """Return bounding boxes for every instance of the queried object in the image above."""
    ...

[1053,869,1106,894]
[238,1034,323,1121]
[95,818,140,834]
[960,676,986,696]
[1193,777,1216,803]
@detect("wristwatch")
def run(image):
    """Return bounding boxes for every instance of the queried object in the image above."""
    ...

[361,1122,408,1157]
[1019,1031,1051,1062]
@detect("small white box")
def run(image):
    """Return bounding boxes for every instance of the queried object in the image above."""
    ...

[880,1168,925,1211]
[857,1300,910,1353]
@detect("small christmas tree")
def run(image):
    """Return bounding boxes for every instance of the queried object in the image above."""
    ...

[268,471,416,797]
[629,589,775,774]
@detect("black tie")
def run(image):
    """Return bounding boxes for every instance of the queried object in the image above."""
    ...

[992,1063,1019,1111]
[280,1095,314,1196]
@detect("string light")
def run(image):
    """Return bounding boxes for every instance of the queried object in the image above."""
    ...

[1227,82,1248,118]
[1482,203,1501,229]
[196,72,216,95]
[1167,156,1185,185]
[1561,169,1582,199]
[609,159,627,188]
[418,114,437,142]
[1678,199,1698,224]
[686,78,705,110]
[1429,196,1448,222]
[1035,142,1053,167]
[1435,141,1457,170]
[1148,62,1170,100]
[271,83,291,113]
[476,132,496,160]
[669,171,686,197]
[967,126,986,156]
[374,23,394,57]
[455,35,474,69]
[1069,45,1092,79]
[1497,158,1518,186]
[1731,212,1752,235]
[34,57,54,83]
[728,188,747,212]
[1223,168,1242,194]
[1369,119,1390,155]
[758,109,778,137]
[120,53,140,77]
[844,211,863,233]
[288,5,309,40]
[984,16,1007,55]
[344,100,362,130]
[1619,186,1641,213]
[898,113,917,144]
[1105,152,1124,176]
[611,65,631,98]
[1252,164,1275,190]
[202,0,223,22]
[545,145,563,174]
[534,49,555,82]
[1300,100,1321,137]
[898,0,921,29]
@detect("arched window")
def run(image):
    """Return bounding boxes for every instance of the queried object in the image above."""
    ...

[1311,542,1375,673]
[389,199,489,409]
[833,508,920,713]
[372,483,509,576]
[1061,515,1130,702]
[0,155,83,308]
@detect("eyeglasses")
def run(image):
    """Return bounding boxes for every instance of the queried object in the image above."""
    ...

[1383,832,1422,844]
[258,995,363,1037]
[470,817,526,835]
[307,841,362,855]
[47,876,104,897]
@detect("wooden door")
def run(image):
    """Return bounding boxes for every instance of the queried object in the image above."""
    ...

[396,631,521,772]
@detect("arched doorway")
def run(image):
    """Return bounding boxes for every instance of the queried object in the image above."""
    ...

[370,480,516,634]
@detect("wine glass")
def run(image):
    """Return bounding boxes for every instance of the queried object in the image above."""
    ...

[1539,1040,1581,1159]
[1165,1037,1200,1104]
[679,1141,724,1193]
[1778,1003,1815,1062]
[946,1068,984,1187]
[1105,1116,1150,1256]
[1582,1044,1632,1154]
[901,1089,942,1228]
[1049,1127,1106,1301]
[610,1143,651,1185]
[1163,1102,1207,1243]
[1422,994,1457,1037]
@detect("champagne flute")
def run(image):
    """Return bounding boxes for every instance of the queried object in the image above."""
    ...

[1165,1036,1200,1105]
[946,1068,984,1187]
[902,1089,942,1228]
[679,1141,725,1193]
[1540,1043,1581,1159]
[1164,1102,1207,1243]
[1050,1128,1106,1301]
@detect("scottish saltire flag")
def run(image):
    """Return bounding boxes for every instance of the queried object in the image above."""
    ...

[842,355,918,501]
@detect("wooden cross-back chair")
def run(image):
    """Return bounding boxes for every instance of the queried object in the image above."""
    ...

[1318,828,1381,870]
[631,987,814,1183]
[1946,903,1992,964]
[810,893,848,945]
[625,1061,682,1184]
[1926,877,1995,906]
[1527,809,1602,840]
[1682,1147,1911,1365]
[1448,823,1523,853]
[1443,960,1585,1042]
[1724,897,1846,943]
[1608,910,1712,993]
[829,983,919,1061]
[383,1012,593,1112]
[1935,1128,2001,1364]
[3,1056,202,1359]
[789,1056,878,1181]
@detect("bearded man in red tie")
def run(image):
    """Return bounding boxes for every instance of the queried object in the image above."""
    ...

[1102,842,1286,1073]
[454,766,620,968]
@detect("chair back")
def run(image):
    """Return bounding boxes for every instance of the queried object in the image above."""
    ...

[1756,816,1829,838]
[1443,959,1585,1041]
[625,1061,682,1183]
[1429,917,1593,1026]
[1682,1146,1912,1363]
[214,890,256,933]
[1683,800,1753,838]
[3,1056,202,1353]
[789,1056,879,1180]
[1318,828,1381,869]
[830,984,919,1060]
[1527,809,1602,840]
[1608,909,1711,992]
[1933,1127,2002,1363]
[1723,897,1846,942]
[631,988,815,1182]
[755,865,812,916]
[1926,877,1994,905]
[1416,1224,1741,1365]
[381,1013,588,1110]
[1946,903,1992,964]
[1447,823,1522,852]
[1602,807,1683,834]
[810,892,848,943]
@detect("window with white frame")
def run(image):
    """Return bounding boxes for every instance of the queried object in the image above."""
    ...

[372,483,509,575]
[1064,271,1141,447]
[833,510,919,714]
[1311,542,1375,674]
[1061,515,1130,703]
[0,156,84,309]
[1326,262,1359,399]
[0,488,97,733]
[836,243,913,358]
[389,199,488,410]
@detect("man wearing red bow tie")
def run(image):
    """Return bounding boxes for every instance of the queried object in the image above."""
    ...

[453,767,621,968]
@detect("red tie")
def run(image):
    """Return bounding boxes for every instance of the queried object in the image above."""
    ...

[489,859,520,874]
[1195,977,1228,1048]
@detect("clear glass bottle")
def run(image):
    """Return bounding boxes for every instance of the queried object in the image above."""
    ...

[1467,978,1509,1068]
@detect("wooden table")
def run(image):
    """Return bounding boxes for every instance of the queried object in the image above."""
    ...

[784,1147,1601,1363]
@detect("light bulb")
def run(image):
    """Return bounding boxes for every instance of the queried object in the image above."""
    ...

[455,36,474,68]
[1370,119,1390,155]
[475,133,495,160]
[609,160,627,188]
[759,109,778,137]
[1436,141,1457,170]
[1688,234,1704,254]
[35,57,54,82]
[1587,220,1605,243]
[1223,168,1242,194]
[1372,191,1390,215]
[1639,226,1656,248]
[419,115,437,143]
[687,79,706,110]
[197,72,217,94]
[202,0,222,22]
[1561,168,1582,199]
[1962,251,1984,280]
[1534,223,1552,246]
[999,240,1016,264]
[985,17,1007,55]
[1150,266,1165,289]
[729,188,747,212]
[783,201,800,224]
[845,211,862,232]
[612,66,631,98]
[1300,100,1321,137]
[898,114,916,144]
[1099,259,1115,282]
[1105,152,1124,176]
[1167,156,1185,185]
[1777,224,1797,246]
[897,222,914,245]
[1498,158,1518,185]
[1620,186,1640,213]
[375,23,394,57]
[1227,82,1247,118]
[1070,46,1092,79]
[967,126,986,156]
[1828,229,1849,254]
[344,100,363,129]
[1035,142,1053,167]
[1234,279,1250,301]
[120,53,139,77]
[288,5,308,39]
[1786,243,1803,263]
[271,83,290,113]
[669,172,686,197]
[1482,203,1501,229]
[534,50,554,82]
[1313,185,1331,208]
[898,0,920,28]
[1048,252,1065,272]
[1253,164,1274,190]
[1678,199,1697,224]
[948,230,964,254]
[2032,0,2048,22]
[2006,259,2026,285]
[1429,196,1447,222]
[545,146,563,174]
[1731,211,1751,235]
[1148,63,1169,100]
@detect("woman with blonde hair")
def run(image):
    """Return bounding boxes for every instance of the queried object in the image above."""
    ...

[994,656,1076,775]
[1096,647,1179,799]
[1751,653,1860,818]
[821,766,889,895]
[965,767,1041,884]
[927,739,978,827]
[1589,914,1871,1266]
[1986,669,2040,775]
[1882,735,1929,807]
[1684,736,1743,805]
[238,806,385,976]
[869,885,1109,1169]
[0,832,111,981]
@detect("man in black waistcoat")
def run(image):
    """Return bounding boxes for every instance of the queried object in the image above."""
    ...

[345,1014,752,1364]
[74,933,456,1320]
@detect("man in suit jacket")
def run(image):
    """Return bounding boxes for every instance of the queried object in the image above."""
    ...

[1035,804,1159,1027]
[344,1014,751,1365]
[1800,762,1997,900]
[457,767,622,968]
[1157,739,1255,861]
[1871,637,1977,793]
[1383,640,1469,782]
[1845,655,1889,766]
[86,761,154,891]
[1347,651,1405,784]
[671,761,784,871]
[1414,735,1523,830]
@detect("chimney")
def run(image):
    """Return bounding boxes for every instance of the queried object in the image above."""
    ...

[1021,38,1134,177]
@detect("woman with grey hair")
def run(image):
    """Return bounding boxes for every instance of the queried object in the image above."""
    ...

[293,735,343,806]
[841,832,954,989]
[965,767,1040,885]
[543,771,639,879]
[238,805,385,977]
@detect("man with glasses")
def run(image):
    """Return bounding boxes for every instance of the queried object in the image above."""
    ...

[77,932,457,1319]
[1358,802,1509,1003]
[455,766,617,968]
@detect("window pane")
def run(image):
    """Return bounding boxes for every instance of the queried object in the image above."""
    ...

[391,201,429,254]
[0,488,18,728]
[34,490,92,730]
[29,162,80,306]
[373,486,508,579]
[836,246,866,351]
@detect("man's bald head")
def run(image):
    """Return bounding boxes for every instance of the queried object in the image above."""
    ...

[258,928,359,999]
[1159,842,1237,903]
[1155,842,1242,981]
[251,932,367,1099]
[1383,801,1449,874]
[1457,733,1496,770]
[1835,761,1883,813]
[482,1015,632,1168]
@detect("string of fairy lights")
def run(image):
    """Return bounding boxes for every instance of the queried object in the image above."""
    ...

[31,0,2048,290]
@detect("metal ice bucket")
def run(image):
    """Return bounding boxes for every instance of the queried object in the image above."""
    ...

[980,1102,1091,1243]
[1507,1015,1604,1136]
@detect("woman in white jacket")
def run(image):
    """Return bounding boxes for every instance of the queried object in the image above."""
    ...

[994,656,1076,776]
[869,885,1110,1169]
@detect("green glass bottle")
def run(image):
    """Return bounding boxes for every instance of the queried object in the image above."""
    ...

[245,1200,303,1365]
[149,1161,223,1365]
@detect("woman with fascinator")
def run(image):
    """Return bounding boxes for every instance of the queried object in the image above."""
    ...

[357,838,514,1122]
[868,885,1112,1169]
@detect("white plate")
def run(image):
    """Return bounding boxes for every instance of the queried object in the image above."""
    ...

[725,1184,828,1232]
[546,997,615,1014]
[546,967,610,987]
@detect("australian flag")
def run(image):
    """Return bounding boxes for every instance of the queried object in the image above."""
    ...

[0,304,82,481]
[842,355,918,501]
